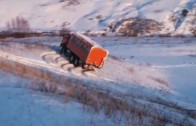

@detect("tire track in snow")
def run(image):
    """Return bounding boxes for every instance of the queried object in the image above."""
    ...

[152,63,196,69]
[1,50,196,120]
[40,51,113,81]
[40,51,77,73]
[0,51,94,81]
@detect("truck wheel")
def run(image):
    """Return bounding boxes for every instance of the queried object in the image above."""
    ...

[66,49,71,57]
[70,55,75,63]
[81,62,85,69]
[73,58,79,67]
[60,47,64,54]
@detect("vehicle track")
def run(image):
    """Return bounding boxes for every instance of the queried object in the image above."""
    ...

[152,63,196,69]
[1,50,196,122]
[40,51,102,79]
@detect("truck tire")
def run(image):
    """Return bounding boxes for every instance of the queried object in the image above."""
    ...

[60,43,65,54]
[70,55,75,63]
[73,58,79,67]
[60,47,64,54]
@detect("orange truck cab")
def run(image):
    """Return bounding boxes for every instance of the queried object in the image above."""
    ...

[60,33,108,69]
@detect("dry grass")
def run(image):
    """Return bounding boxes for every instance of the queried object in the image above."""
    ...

[109,55,121,61]
[0,32,42,39]
[190,27,196,37]
[61,0,80,6]
[0,57,195,126]
[33,79,173,126]
[6,16,30,33]
[150,76,169,86]
[116,18,163,37]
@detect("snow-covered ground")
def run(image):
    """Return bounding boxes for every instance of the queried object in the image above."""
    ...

[93,36,196,103]
[0,0,195,35]
[0,0,195,125]
[0,71,117,126]
[0,36,196,125]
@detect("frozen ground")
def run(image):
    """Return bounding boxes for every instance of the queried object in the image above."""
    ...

[0,71,117,126]
[0,0,195,125]
[0,0,195,35]
[0,36,196,125]
[92,36,196,103]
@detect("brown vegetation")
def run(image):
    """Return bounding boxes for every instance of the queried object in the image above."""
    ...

[190,27,196,37]
[61,0,80,6]
[0,32,42,39]
[59,22,71,36]
[0,56,195,126]
[6,16,31,33]
[116,18,163,37]
[191,27,196,37]
[150,76,169,86]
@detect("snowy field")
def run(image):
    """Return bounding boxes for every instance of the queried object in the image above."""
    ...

[92,36,196,104]
[0,0,195,125]
[0,36,196,126]
[0,71,116,126]
[0,0,195,35]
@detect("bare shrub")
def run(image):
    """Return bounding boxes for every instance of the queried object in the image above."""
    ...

[96,15,103,20]
[59,0,65,2]
[190,10,196,36]
[150,77,169,86]
[101,32,107,36]
[6,16,30,33]
[109,55,121,61]
[63,0,80,6]
[108,21,116,32]
[68,0,79,6]
[168,14,178,23]
[83,30,91,36]
[59,22,71,36]
[190,27,196,36]
[0,57,195,126]
[128,67,135,73]
[117,18,163,36]
[59,27,71,36]
[158,33,171,37]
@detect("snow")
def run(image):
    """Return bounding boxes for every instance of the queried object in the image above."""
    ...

[0,0,196,124]
[0,0,195,35]
[0,71,117,126]
[168,67,196,104]
[0,36,196,125]
[94,36,196,104]
[0,37,170,91]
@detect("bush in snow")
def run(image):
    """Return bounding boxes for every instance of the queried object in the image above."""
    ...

[190,9,196,36]
[116,18,163,37]
[190,27,196,37]
[6,16,31,33]
[61,0,80,6]
[59,22,71,36]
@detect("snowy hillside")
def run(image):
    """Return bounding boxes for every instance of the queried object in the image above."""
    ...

[0,71,117,126]
[0,0,195,36]
[0,0,196,126]
[0,36,196,126]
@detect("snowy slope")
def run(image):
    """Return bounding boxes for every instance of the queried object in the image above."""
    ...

[0,0,195,35]
[0,0,196,125]
[0,36,196,125]
[0,71,117,126]
[93,36,196,104]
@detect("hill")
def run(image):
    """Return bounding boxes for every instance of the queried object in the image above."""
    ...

[0,0,195,36]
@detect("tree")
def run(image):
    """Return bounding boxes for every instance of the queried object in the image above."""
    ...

[6,16,30,32]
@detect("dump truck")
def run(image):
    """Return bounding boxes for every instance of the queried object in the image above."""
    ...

[60,33,108,69]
